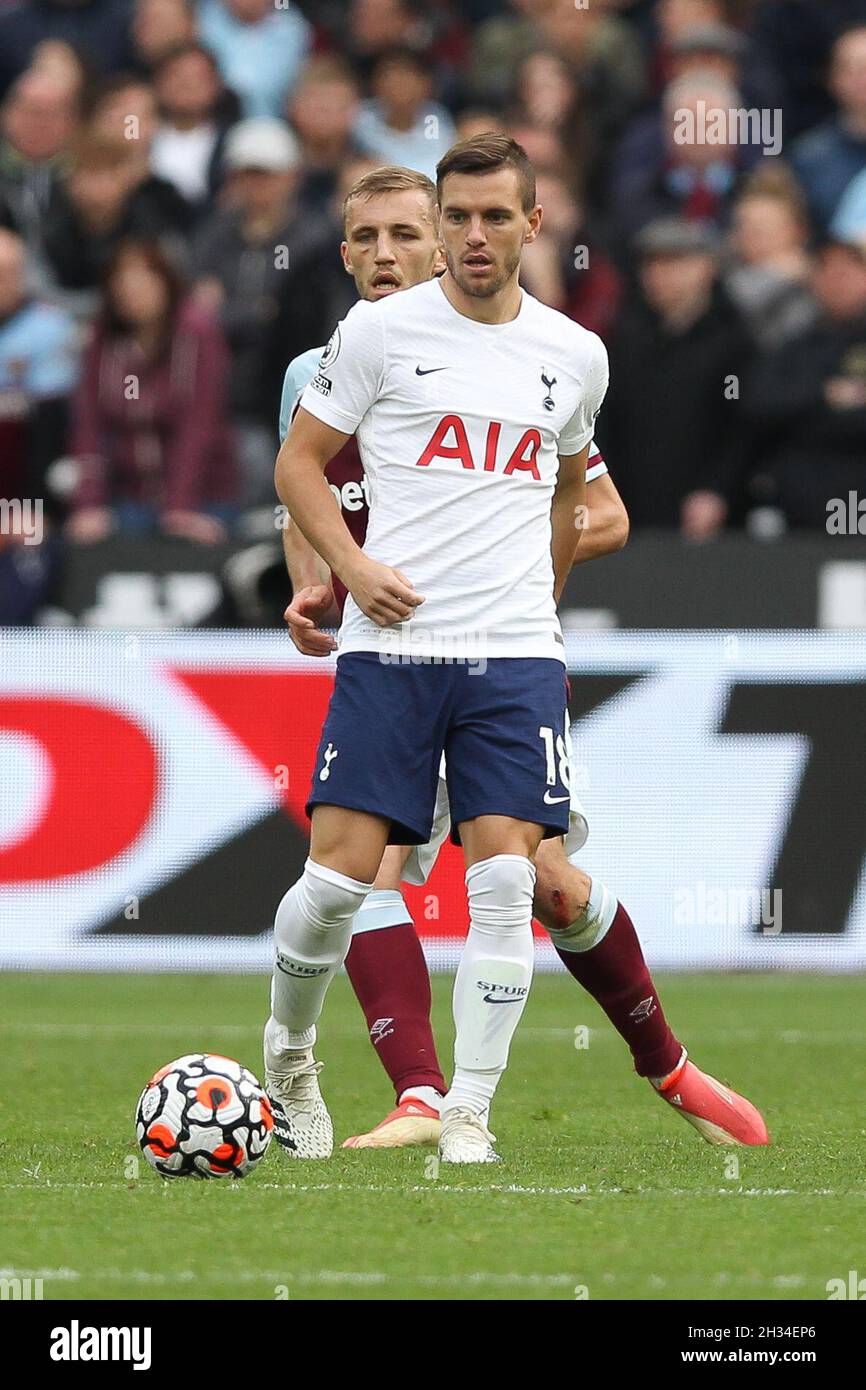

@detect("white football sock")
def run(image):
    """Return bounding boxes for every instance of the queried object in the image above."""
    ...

[548,873,618,953]
[270,858,373,1038]
[443,854,536,1119]
[352,888,412,934]
[398,1085,443,1111]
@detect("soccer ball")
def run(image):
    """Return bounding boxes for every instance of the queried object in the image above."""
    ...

[135,1053,274,1179]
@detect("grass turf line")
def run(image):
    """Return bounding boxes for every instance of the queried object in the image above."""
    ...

[0,971,863,1302]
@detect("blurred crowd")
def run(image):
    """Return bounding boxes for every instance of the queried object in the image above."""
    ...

[2,0,866,621]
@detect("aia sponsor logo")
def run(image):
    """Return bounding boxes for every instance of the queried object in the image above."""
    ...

[415,415,542,480]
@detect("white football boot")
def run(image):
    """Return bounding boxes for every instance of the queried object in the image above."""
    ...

[439,1106,501,1164]
[264,1024,333,1159]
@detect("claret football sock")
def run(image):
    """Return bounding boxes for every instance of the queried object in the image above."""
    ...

[443,854,536,1118]
[345,890,448,1098]
[271,858,373,1035]
[553,882,682,1079]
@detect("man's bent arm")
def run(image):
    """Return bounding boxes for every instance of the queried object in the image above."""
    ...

[551,444,589,603]
[571,472,629,566]
[276,406,365,583]
[282,517,333,592]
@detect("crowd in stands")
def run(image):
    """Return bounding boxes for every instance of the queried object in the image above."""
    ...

[2,0,866,617]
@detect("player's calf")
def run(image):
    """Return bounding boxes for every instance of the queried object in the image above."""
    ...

[265,856,374,1159]
[534,840,683,1080]
[534,843,768,1143]
[439,851,536,1162]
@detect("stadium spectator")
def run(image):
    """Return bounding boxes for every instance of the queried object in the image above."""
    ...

[190,118,331,506]
[69,238,236,543]
[197,0,312,120]
[751,0,866,140]
[0,0,134,99]
[666,20,744,84]
[347,0,426,60]
[655,0,729,42]
[468,0,553,106]
[29,37,91,103]
[725,169,819,348]
[791,25,866,231]
[6,0,863,565]
[90,72,158,162]
[149,44,233,213]
[508,50,591,196]
[661,18,782,115]
[534,0,647,148]
[832,163,866,242]
[131,0,197,73]
[600,216,753,538]
[0,227,77,502]
[609,69,764,247]
[746,237,866,528]
[649,2,775,99]
[505,120,569,178]
[343,0,464,90]
[42,133,191,295]
[261,154,380,433]
[469,0,645,127]
[289,57,363,218]
[352,48,457,181]
[519,168,622,340]
[455,106,508,142]
[0,68,80,250]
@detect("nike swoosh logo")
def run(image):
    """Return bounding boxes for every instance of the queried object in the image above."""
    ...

[415,366,448,376]
[543,791,570,805]
[483,993,522,1004]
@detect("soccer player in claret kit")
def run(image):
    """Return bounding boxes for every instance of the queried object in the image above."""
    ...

[265,138,769,1163]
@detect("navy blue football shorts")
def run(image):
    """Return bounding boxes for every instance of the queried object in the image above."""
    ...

[306,652,571,845]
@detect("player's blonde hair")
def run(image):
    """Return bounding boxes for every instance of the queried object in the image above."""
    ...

[342,166,437,228]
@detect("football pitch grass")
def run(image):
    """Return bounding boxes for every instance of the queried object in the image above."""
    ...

[1,971,864,1302]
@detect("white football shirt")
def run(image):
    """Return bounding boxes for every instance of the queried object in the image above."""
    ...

[299,276,608,662]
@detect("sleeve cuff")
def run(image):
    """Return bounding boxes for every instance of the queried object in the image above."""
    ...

[558,426,595,458]
[299,386,361,435]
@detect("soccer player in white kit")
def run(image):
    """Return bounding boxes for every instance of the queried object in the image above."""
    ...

[275,162,769,1158]
[266,135,607,1163]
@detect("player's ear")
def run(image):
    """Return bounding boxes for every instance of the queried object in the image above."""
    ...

[340,241,354,275]
[524,203,543,245]
[433,240,446,275]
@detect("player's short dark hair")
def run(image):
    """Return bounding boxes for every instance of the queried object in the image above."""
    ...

[342,165,437,228]
[436,134,537,213]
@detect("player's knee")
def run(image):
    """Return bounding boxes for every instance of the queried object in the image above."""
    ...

[465,853,536,937]
[275,858,372,945]
[309,806,388,884]
[534,843,591,935]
